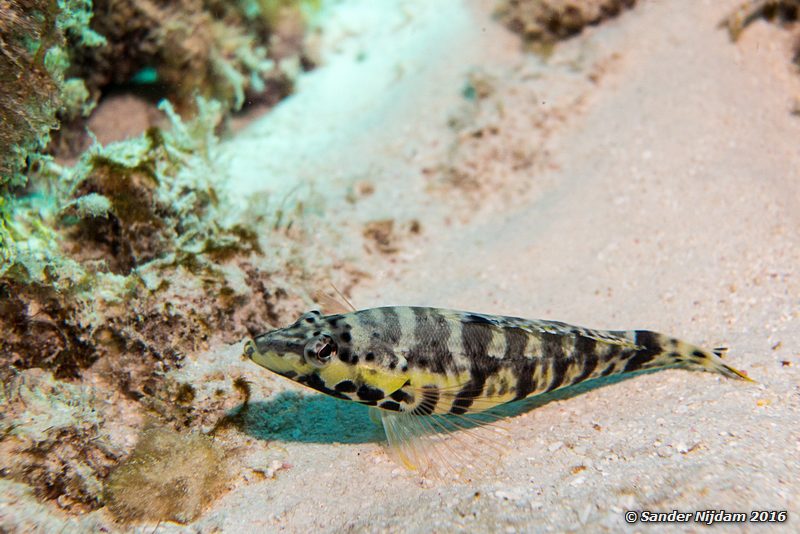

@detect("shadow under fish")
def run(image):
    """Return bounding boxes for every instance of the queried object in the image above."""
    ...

[237,371,644,445]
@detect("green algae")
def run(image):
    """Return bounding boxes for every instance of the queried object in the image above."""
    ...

[0,0,104,188]
[0,0,326,522]
[1,0,316,192]
[0,94,272,403]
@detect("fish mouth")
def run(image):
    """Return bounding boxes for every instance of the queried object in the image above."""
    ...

[252,332,304,357]
[247,332,312,378]
[243,340,258,360]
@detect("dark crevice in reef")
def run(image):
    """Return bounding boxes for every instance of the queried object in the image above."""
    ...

[0,282,97,380]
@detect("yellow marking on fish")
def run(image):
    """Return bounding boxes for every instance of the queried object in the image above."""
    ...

[245,306,754,474]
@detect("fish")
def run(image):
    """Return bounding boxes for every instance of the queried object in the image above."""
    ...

[243,306,753,473]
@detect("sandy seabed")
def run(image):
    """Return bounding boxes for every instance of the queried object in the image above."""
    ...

[4,0,800,532]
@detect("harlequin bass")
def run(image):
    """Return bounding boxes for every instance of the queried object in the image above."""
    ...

[243,306,753,471]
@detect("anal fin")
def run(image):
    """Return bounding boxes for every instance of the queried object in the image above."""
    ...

[378,409,511,482]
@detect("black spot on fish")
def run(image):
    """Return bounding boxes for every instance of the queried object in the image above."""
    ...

[357,384,385,401]
[691,349,705,360]
[335,380,357,393]
[624,330,662,372]
[635,330,661,351]
[365,352,375,361]
[303,373,349,400]
[338,347,352,363]
[462,322,494,358]
[463,313,495,325]
[305,317,315,323]
[449,399,470,415]
[379,401,401,412]
[313,330,321,337]
[340,331,352,343]
[390,388,413,403]
[283,370,297,379]
[326,315,344,328]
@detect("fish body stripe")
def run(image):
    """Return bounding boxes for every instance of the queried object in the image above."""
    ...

[407,307,455,374]
[248,306,750,416]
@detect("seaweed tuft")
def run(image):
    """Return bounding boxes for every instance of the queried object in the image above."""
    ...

[0,0,62,187]
[0,369,122,512]
[104,426,229,523]
[496,0,638,50]
[0,0,103,188]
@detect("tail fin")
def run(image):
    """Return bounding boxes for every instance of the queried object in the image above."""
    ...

[629,330,756,383]
[665,340,756,383]
[707,347,756,382]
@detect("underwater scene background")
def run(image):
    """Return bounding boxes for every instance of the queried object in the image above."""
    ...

[1,0,799,532]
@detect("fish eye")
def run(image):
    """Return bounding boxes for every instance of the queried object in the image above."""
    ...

[305,334,337,367]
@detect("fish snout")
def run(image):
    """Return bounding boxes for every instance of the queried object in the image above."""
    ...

[243,339,257,360]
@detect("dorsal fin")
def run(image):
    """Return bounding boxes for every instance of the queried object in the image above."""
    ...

[312,284,356,315]
[513,319,640,350]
